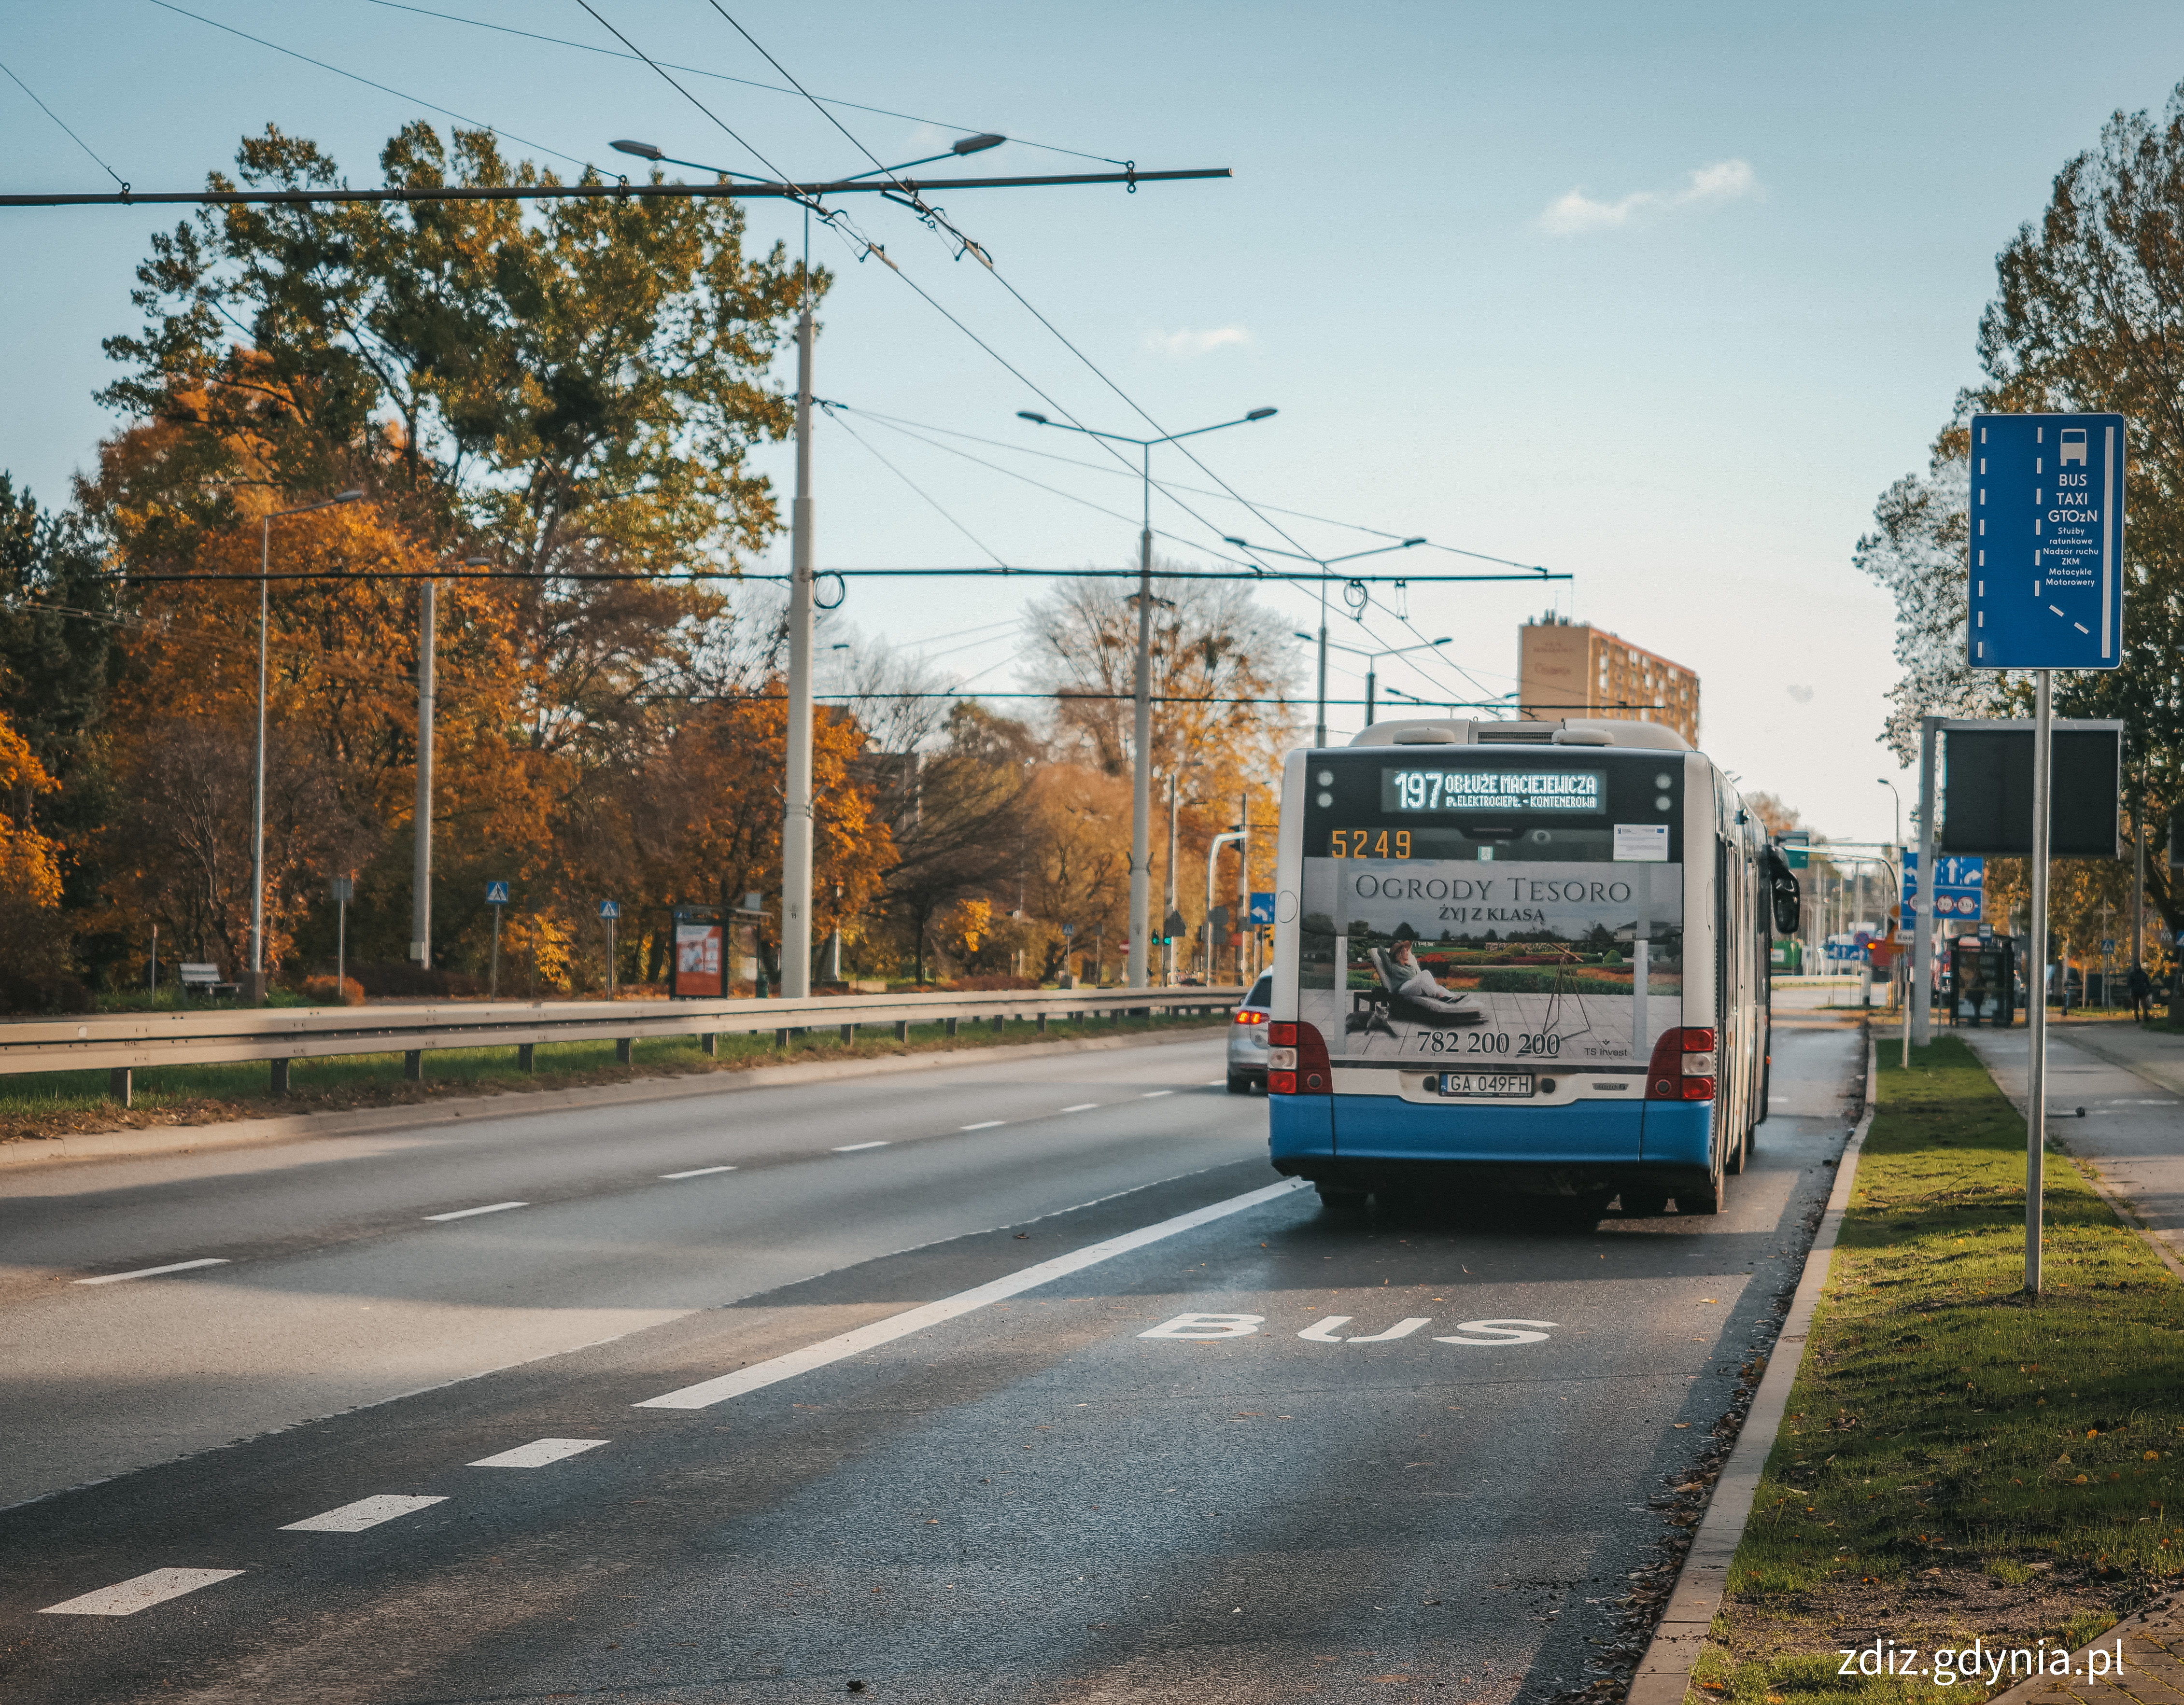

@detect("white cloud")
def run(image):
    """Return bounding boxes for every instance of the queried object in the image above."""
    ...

[1146,325,1253,357]
[1537,158,1761,236]
[1786,683,1815,705]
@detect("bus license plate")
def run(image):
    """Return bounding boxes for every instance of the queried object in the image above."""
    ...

[1437,1072,1535,1098]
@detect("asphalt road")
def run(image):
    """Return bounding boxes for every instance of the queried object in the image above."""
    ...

[0,1020,1863,1703]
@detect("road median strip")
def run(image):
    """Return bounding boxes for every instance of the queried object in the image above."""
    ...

[1645,1034,2184,1705]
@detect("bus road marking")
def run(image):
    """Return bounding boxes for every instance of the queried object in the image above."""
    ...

[1141,1313,1557,1345]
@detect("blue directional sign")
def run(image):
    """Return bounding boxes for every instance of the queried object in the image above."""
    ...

[1249,891,1276,927]
[1968,413,2127,671]
[598,899,620,921]
[485,880,510,905]
[1903,851,1984,922]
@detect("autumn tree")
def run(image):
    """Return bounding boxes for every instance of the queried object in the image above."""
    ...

[1861,83,2184,943]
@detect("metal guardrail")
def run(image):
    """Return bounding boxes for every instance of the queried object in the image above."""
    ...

[0,985,1246,1100]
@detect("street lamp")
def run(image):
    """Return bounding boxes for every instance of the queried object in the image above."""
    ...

[1876,777,1904,854]
[1299,632,1451,727]
[250,488,364,1004]
[1228,535,1425,746]
[1015,405,1278,989]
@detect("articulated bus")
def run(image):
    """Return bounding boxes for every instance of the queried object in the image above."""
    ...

[1265,717,1800,1217]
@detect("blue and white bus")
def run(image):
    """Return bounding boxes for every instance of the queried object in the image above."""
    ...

[1265,717,1799,1217]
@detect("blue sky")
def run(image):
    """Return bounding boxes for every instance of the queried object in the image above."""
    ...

[5,0,2182,842]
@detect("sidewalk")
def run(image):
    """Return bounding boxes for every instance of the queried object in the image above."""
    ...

[1959,1018,2184,1272]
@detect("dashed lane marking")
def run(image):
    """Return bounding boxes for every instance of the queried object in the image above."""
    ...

[634,1178,1308,1410]
[958,1121,1006,1131]
[41,1569,245,1616]
[467,1438,612,1469]
[1059,1104,1099,1113]
[1140,1090,1173,1099]
[422,1202,527,1223]
[74,1258,229,1286]
[832,1141,891,1151]
[280,1495,448,1533]
[660,1165,736,1179]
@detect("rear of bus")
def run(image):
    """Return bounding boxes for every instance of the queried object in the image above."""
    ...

[1264,719,1721,1211]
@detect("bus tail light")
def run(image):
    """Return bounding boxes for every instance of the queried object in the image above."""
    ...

[1646,1026,1718,1102]
[1267,1021,1331,1095]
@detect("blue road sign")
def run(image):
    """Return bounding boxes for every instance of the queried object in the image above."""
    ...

[485,880,510,905]
[1249,891,1276,927]
[1968,412,2127,671]
[598,899,620,921]
[1904,851,1984,922]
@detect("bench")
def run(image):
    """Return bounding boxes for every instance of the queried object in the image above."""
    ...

[179,962,241,1002]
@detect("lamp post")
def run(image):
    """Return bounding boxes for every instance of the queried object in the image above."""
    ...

[1299,632,1452,727]
[412,555,494,972]
[1224,536,1426,747]
[1015,406,1278,988]
[250,488,364,1004]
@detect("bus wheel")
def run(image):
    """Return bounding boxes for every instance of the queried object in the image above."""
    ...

[1315,1183,1369,1214]
[1680,1171,1727,1216]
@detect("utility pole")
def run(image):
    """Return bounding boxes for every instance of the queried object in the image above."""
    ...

[1237,791,1251,984]
[782,302,816,998]
[412,575,435,970]
[1019,409,1277,987]
[2133,772,2146,979]
[1912,718,1939,1045]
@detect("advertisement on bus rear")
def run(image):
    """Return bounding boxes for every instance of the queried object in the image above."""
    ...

[1296,854,1684,1066]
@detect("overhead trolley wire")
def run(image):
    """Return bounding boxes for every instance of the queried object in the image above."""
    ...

[141,0,599,176]
[0,56,128,190]
[360,0,1129,167]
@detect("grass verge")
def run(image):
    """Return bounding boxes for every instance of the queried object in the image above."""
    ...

[0,1011,1232,1146]
[1693,1034,2184,1705]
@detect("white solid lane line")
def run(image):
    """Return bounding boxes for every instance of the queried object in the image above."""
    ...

[74,1258,230,1286]
[1140,1090,1173,1099]
[1059,1104,1099,1113]
[831,1141,890,1152]
[958,1121,1005,1131]
[280,1494,448,1533]
[660,1165,736,1179]
[635,1178,1308,1411]
[422,1202,528,1223]
[41,1568,245,1616]
[468,1438,611,1469]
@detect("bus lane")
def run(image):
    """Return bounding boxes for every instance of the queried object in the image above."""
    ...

[0,1020,1860,1705]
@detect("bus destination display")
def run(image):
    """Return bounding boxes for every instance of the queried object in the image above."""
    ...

[1381,769,1605,814]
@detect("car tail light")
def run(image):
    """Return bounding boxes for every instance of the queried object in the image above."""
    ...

[1233,1008,1268,1025]
[1647,1026,1718,1101]
[1267,1021,1331,1095]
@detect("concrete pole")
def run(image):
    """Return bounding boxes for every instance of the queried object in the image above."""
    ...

[1127,444,1154,990]
[250,514,270,1003]
[782,305,816,998]
[1237,791,1252,983]
[411,577,435,967]
[1912,715,1939,1045]
[2026,670,2052,1296]
[1314,577,1330,749]
[2133,775,2146,977]
[1163,769,1181,986]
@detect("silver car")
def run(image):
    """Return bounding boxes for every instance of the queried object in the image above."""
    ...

[1226,973,1273,1093]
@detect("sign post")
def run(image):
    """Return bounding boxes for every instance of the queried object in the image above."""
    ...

[1970,411,2127,1297]
[332,875,354,998]
[599,899,620,1000]
[485,881,511,998]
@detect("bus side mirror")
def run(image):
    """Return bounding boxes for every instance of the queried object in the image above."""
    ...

[1765,847,1801,936]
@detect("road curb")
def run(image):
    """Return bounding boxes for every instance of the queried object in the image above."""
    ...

[1627,1030,1878,1705]
[0,1022,1229,1172]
